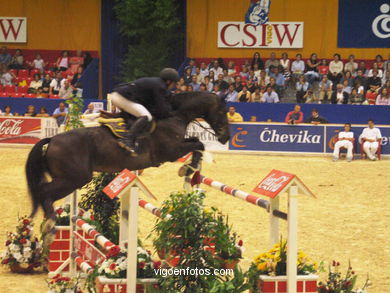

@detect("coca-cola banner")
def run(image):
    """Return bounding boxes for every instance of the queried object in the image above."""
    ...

[0,117,58,144]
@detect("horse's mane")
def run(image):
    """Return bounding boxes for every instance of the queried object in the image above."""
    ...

[170,91,219,111]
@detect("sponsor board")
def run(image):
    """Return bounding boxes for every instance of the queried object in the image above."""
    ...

[0,17,27,43]
[186,121,228,151]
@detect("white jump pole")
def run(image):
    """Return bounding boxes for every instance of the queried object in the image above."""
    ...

[287,185,298,293]
[269,197,280,248]
[126,187,139,293]
[69,190,77,275]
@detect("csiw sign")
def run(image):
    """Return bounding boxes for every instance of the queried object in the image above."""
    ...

[0,17,27,43]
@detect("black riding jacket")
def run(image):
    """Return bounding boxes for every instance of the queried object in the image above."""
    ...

[113,77,172,119]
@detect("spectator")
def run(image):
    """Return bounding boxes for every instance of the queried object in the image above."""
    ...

[251,87,263,102]
[53,102,68,126]
[357,61,368,76]
[233,76,243,92]
[328,53,344,87]
[28,53,46,73]
[285,104,303,124]
[332,123,354,162]
[24,105,37,117]
[0,65,15,86]
[280,52,290,72]
[258,70,270,86]
[226,106,243,122]
[367,62,383,78]
[200,62,209,77]
[365,69,381,104]
[71,66,83,87]
[185,59,196,76]
[360,119,382,160]
[304,53,320,84]
[375,54,384,70]
[36,88,46,98]
[69,50,84,74]
[304,89,320,104]
[50,72,63,95]
[304,109,328,124]
[217,57,227,71]
[253,63,261,79]
[261,86,279,103]
[183,67,192,84]
[291,53,305,82]
[239,65,249,80]
[9,49,24,69]
[82,51,93,69]
[59,80,74,98]
[42,73,52,94]
[195,67,205,83]
[353,69,367,89]
[331,83,348,104]
[248,70,258,83]
[199,83,207,92]
[246,79,255,93]
[216,73,229,90]
[383,66,390,85]
[0,46,11,67]
[204,76,213,92]
[83,103,99,115]
[348,88,365,105]
[56,51,70,71]
[210,60,223,77]
[28,74,42,93]
[227,61,237,77]
[318,75,333,103]
[237,86,251,102]
[318,59,329,77]
[226,84,238,102]
[269,66,285,87]
[251,52,264,70]
[341,71,353,87]
[187,85,194,92]
[295,75,309,103]
[344,54,358,75]
[189,75,200,91]
[265,52,280,72]
[0,105,13,116]
[384,53,390,71]
[376,88,390,105]
[211,84,219,95]
[36,107,50,117]
[342,79,352,95]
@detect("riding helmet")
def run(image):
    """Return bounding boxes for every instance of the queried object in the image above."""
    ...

[160,68,180,82]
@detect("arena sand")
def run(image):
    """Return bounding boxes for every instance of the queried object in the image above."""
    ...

[0,148,389,292]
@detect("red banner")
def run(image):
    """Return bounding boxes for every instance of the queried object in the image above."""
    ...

[0,117,41,144]
[103,169,137,199]
[253,169,296,198]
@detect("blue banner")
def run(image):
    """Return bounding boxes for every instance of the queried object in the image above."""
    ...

[338,0,390,48]
[229,123,390,155]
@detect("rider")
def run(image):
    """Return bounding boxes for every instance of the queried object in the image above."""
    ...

[110,68,180,152]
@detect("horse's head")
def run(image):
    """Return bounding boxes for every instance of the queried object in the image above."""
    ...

[205,95,230,144]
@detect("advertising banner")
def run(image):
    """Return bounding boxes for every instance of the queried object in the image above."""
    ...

[338,0,390,48]
[186,121,228,151]
[0,17,27,43]
[218,22,304,48]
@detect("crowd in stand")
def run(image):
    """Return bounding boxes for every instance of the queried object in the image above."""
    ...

[178,52,390,105]
[0,46,93,99]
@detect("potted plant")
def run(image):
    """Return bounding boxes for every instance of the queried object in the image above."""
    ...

[46,274,82,293]
[0,216,42,273]
[207,267,250,293]
[247,239,318,293]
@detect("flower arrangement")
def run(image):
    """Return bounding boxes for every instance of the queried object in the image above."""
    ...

[54,204,96,227]
[0,216,42,273]
[317,261,371,293]
[46,274,82,293]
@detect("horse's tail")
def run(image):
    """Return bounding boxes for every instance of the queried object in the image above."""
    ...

[26,137,51,218]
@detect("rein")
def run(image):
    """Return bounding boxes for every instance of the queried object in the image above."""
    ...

[192,119,216,136]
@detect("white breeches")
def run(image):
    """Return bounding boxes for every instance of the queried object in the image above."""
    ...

[363,141,379,159]
[111,92,152,121]
[333,140,353,159]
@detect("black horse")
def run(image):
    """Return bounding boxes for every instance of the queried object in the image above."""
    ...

[26,92,229,221]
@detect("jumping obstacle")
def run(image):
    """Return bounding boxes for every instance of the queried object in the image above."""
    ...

[189,169,315,293]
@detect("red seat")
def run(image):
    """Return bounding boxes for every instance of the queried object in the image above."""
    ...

[18,85,28,94]
[45,70,54,77]
[61,71,68,79]
[0,85,3,93]
[25,93,37,98]
[49,94,60,99]
[360,138,382,160]
[25,77,33,85]
[10,92,22,98]
[18,69,29,78]
[0,92,8,98]
[9,69,17,76]
[4,85,16,94]
[30,69,40,77]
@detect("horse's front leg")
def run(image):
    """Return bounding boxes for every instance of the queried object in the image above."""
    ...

[176,137,205,177]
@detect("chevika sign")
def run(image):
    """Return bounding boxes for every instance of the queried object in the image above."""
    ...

[218,22,304,48]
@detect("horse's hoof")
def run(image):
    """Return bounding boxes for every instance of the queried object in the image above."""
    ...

[41,218,55,234]
[178,165,189,177]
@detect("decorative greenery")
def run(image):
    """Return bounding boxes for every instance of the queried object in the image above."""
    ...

[46,273,82,293]
[65,95,84,131]
[114,0,183,80]
[0,216,42,272]
[208,267,249,293]
[79,173,120,244]
[317,261,371,293]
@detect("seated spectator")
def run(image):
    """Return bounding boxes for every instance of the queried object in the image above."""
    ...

[384,53,390,71]
[209,60,223,77]
[28,74,42,93]
[341,71,353,87]
[348,88,365,105]
[0,105,13,116]
[251,87,263,102]
[291,53,305,82]
[82,51,93,69]
[285,104,303,124]
[353,69,367,89]
[365,70,382,104]
[357,61,368,76]
[36,88,46,98]
[189,75,200,91]
[258,70,270,85]
[36,107,50,117]
[71,66,83,86]
[332,123,354,162]
[261,86,279,103]
[304,108,328,124]
[186,59,197,75]
[0,65,15,85]
[318,59,329,77]
[53,102,68,126]
[59,80,74,98]
[200,62,209,77]
[246,79,255,93]
[225,84,238,102]
[237,86,251,102]
[383,68,390,85]
[342,79,352,95]
[28,53,46,73]
[375,54,384,70]
[239,65,249,80]
[42,74,52,94]
[50,72,63,95]
[251,52,264,70]
[247,70,258,83]
[83,103,99,115]
[183,67,192,84]
[253,63,261,79]
[295,75,309,103]
[227,61,237,76]
[328,53,344,87]
[304,53,320,84]
[319,75,333,103]
[56,51,70,71]
[269,66,285,87]
[211,84,219,95]
[331,83,348,104]
[376,88,390,105]
[24,105,37,117]
[0,46,11,67]
[304,89,320,104]
[280,52,290,73]
[9,49,24,69]
[215,73,229,91]
[227,106,243,122]
[69,50,84,74]
[367,62,383,79]
[199,83,207,92]
[360,119,382,160]
[265,52,280,72]
[204,76,213,92]
[233,76,243,92]
[187,85,194,92]
[344,54,358,75]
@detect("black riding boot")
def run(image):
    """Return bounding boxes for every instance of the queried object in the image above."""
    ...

[118,116,150,153]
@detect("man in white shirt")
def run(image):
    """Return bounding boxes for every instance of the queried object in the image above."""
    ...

[333,123,354,162]
[209,60,223,77]
[360,119,382,161]
[261,86,279,103]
